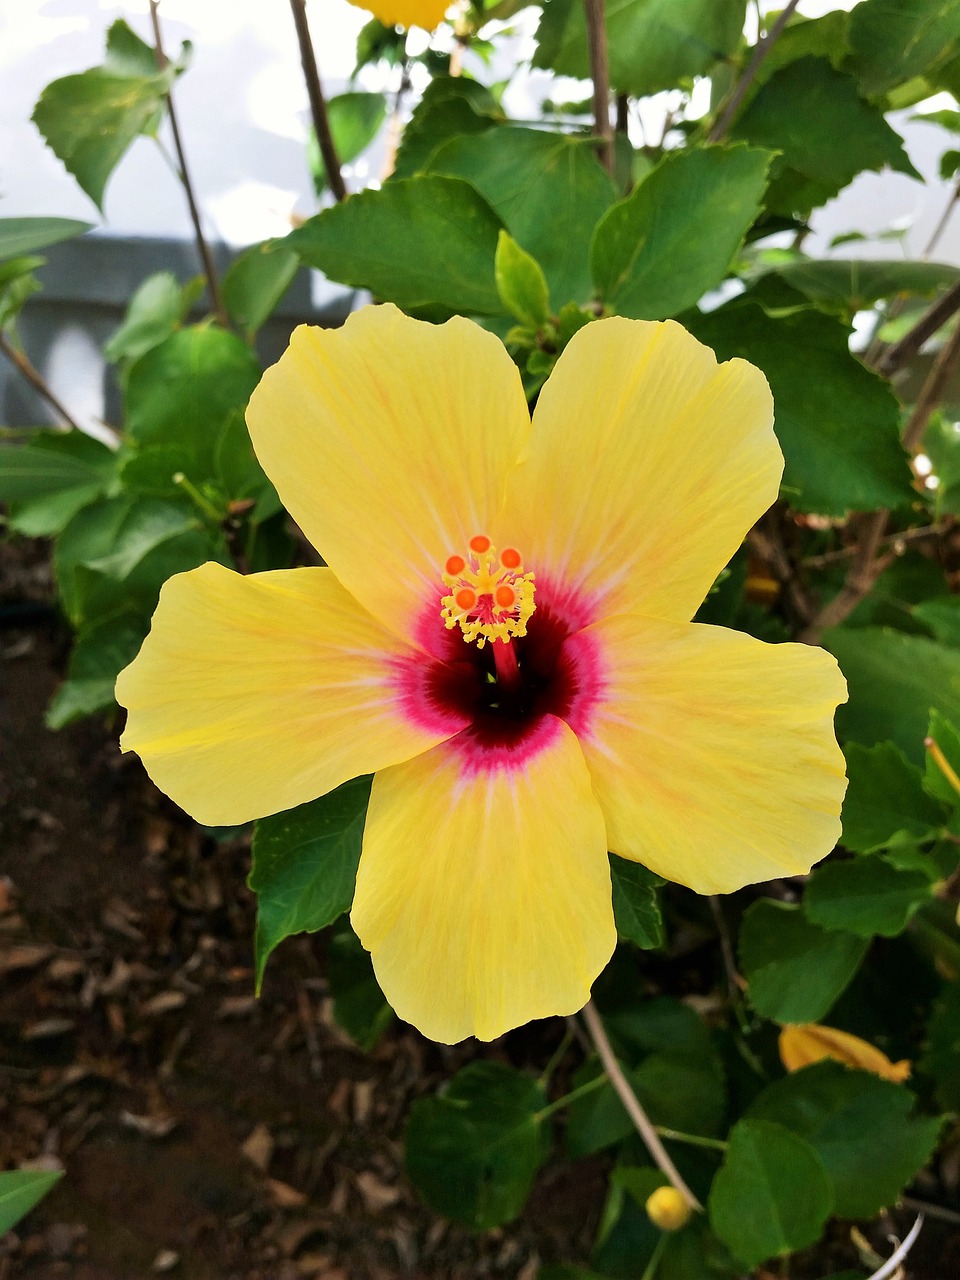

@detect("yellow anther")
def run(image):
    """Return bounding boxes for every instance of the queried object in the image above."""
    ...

[440,538,535,648]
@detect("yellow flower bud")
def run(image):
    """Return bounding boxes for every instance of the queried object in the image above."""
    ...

[645,1185,692,1232]
[779,1023,911,1083]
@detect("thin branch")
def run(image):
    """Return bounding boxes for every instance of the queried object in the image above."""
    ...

[902,308,960,452]
[747,513,815,628]
[864,1215,923,1280]
[924,176,960,259]
[801,522,945,569]
[380,59,412,183]
[708,0,801,142]
[799,511,889,643]
[878,277,960,376]
[0,332,83,434]
[583,0,615,176]
[148,1,227,326]
[289,0,347,203]
[581,1001,702,1211]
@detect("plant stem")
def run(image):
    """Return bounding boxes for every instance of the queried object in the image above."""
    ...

[535,1070,608,1121]
[708,0,801,142]
[380,59,412,182]
[538,1027,574,1089]
[864,1214,923,1280]
[148,1,227,327]
[639,1232,669,1280]
[581,1001,702,1211]
[289,0,347,203]
[583,0,614,176]
[0,331,83,433]
[653,1127,727,1152]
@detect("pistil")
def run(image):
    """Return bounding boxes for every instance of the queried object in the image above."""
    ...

[492,636,521,693]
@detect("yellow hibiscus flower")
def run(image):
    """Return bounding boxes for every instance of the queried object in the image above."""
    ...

[115,304,847,1044]
[347,0,449,31]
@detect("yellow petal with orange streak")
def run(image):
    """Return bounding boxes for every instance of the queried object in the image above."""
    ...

[779,1024,911,1083]
[346,0,448,29]
[565,615,847,894]
[350,718,615,1043]
[116,563,466,826]
[496,317,780,624]
[246,305,530,650]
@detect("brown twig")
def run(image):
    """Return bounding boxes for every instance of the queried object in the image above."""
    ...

[877,277,960,377]
[747,513,815,628]
[902,312,960,452]
[583,0,614,176]
[801,522,945,568]
[708,0,801,142]
[581,1001,702,1211]
[0,331,83,433]
[148,2,227,326]
[289,0,347,203]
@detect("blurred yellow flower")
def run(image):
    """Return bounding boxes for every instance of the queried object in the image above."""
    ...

[347,0,449,30]
[779,1023,911,1083]
[116,304,847,1044]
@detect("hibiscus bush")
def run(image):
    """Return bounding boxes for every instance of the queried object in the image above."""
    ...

[4,0,960,1275]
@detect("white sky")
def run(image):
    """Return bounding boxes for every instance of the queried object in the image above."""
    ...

[0,0,958,263]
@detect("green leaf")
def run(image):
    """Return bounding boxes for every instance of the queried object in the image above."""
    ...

[922,981,960,1109]
[248,777,371,991]
[104,272,185,364]
[689,301,914,515]
[54,496,225,627]
[841,741,947,852]
[46,608,147,729]
[0,430,117,504]
[805,856,932,937]
[308,91,387,194]
[0,217,92,261]
[591,145,771,320]
[288,176,505,316]
[125,326,262,481]
[759,258,960,310]
[31,21,180,211]
[405,1061,549,1229]
[739,900,868,1023]
[222,240,299,338]
[915,596,960,646]
[747,1060,942,1218]
[925,709,960,807]
[326,921,393,1051]
[393,77,501,180]
[0,1169,64,1235]
[495,231,551,328]
[731,58,918,216]
[426,126,615,306]
[848,0,960,97]
[708,1119,833,1266]
[215,410,278,515]
[1,430,118,536]
[0,257,42,331]
[609,854,664,949]
[535,0,747,99]
[825,627,960,765]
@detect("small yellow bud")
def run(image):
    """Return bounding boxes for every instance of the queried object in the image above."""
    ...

[645,1185,692,1232]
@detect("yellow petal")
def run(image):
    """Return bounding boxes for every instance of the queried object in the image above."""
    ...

[346,0,448,29]
[246,305,530,649]
[116,563,467,826]
[566,616,847,894]
[351,718,615,1043]
[779,1023,912,1083]
[497,318,780,624]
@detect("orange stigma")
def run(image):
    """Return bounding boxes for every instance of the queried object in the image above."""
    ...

[440,536,535,647]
